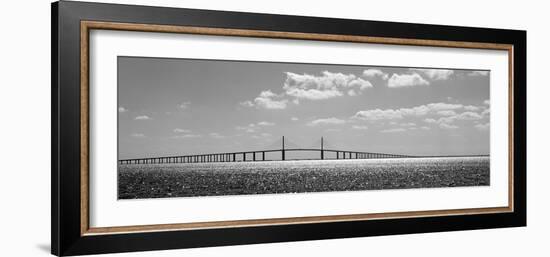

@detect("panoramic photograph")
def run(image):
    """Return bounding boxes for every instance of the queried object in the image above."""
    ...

[117,56,490,199]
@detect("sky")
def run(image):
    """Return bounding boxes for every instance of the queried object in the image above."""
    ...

[118,56,490,159]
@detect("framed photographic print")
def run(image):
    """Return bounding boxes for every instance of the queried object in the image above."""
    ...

[51,1,526,256]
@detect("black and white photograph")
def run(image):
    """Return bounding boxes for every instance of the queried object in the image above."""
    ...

[0,0,539,255]
[117,57,491,199]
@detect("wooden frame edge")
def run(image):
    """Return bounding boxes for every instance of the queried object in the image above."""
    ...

[79,20,515,236]
[80,21,90,235]
[85,207,512,235]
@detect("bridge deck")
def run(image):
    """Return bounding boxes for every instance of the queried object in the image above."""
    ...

[118,148,416,165]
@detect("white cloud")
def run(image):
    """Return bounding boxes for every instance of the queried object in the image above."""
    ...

[243,71,375,108]
[475,122,490,131]
[464,105,480,111]
[399,106,431,116]
[400,122,416,127]
[173,134,202,139]
[131,133,145,138]
[353,109,403,121]
[469,70,490,76]
[350,78,373,90]
[173,128,191,133]
[436,110,457,116]
[134,115,151,120]
[172,128,202,139]
[308,117,347,126]
[239,101,254,107]
[118,106,128,113]
[387,73,430,88]
[209,132,225,138]
[420,126,431,130]
[410,68,454,80]
[236,121,274,133]
[285,87,343,100]
[236,124,257,133]
[424,118,438,124]
[381,128,407,133]
[455,111,483,120]
[352,125,368,130]
[353,103,486,131]
[484,99,490,105]
[363,69,389,80]
[291,117,299,121]
[283,71,372,101]
[353,102,463,121]
[178,101,191,110]
[250,90,289,110]
[437,112,482,124]
[257,121,275,126]
[286,88,343,100]
[426,111,484,129]
[425,102,463,111]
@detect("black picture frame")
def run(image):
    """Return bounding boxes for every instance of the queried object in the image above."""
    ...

[51,1,526,256]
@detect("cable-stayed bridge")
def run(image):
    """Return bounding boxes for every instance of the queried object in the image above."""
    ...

[118,136,420,165]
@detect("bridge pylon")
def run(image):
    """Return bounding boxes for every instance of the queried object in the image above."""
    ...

[282,136,285,161]
[321,137,324,160]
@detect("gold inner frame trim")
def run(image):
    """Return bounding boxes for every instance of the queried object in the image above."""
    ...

[80,20,514,236]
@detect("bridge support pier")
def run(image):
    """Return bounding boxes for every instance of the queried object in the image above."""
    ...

[262,151,265,161]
